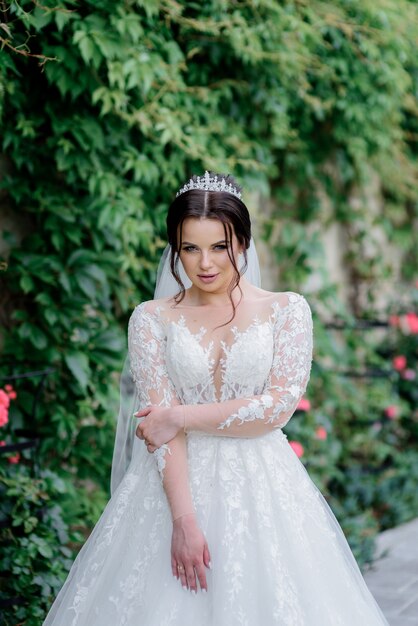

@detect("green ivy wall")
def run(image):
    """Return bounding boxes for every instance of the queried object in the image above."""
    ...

[0,0,417,621]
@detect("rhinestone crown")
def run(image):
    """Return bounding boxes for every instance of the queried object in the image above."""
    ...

[176,171,242,200]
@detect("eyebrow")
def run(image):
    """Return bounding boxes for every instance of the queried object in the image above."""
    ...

[181,240,228,246]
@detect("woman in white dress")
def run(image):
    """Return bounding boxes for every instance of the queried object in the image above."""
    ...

[43,172,389,625]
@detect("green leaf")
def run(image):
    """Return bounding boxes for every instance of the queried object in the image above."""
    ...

[73,31,101,67]
[20,274,34,293]
[44,309,58,326]
[59,272,72,294]
[55,8,75,33]
[75,273,96,297]
[64,352,91,390]
[18,322,48,350]
[38,543,54,559]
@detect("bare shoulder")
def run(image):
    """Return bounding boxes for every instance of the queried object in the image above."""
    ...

[246,284,309,309]
[137,294,176,311]
[140,296,174,314]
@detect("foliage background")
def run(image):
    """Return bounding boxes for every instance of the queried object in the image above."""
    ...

[0,0,417,622]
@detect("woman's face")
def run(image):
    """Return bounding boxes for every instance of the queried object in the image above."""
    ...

[178,217,243,294]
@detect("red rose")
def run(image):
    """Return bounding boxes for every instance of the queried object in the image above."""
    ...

[315,426,327,440]
[297,397,311,412]
[384,405,398,419]
[392,355,407,371]
[289,441,304,457]
[0,390,10,409]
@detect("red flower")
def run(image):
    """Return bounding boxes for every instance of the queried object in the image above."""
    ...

[405,313,418,334]
[392,355,407,371]
[297,397,311,412]
[384,405,398,419]
[315,426,327,440]
[4,384,14,393]
[0,406,9,428]
[289,441,304,457]
[8,452,20,464]
[0,390,10,409]
[8,391,17,400]
[0,440,6,446]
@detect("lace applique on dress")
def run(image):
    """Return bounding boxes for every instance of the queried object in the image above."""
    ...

[128,304,180,479]
[193,295,311,430]
[218,394,274,429]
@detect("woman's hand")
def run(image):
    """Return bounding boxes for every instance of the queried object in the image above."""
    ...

[135,405,183,451]
[171,513,211,593]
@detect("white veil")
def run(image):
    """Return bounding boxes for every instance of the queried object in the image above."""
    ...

[110,238,261,495]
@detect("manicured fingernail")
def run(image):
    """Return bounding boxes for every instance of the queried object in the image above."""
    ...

[182,585,187,590]
[208,561,212,570]
[202,588,207,593]
[191,589,196,595]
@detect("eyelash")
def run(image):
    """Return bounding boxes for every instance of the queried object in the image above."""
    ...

[182,244,228,252]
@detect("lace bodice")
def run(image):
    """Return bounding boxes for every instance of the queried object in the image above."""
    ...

[164,310,274,406]
[128,291,313,458]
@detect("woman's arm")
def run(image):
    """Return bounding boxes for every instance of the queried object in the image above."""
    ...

[129,303,195,518]
[186,294,313,436]
[129,303,210,592]
[138,294,313,443]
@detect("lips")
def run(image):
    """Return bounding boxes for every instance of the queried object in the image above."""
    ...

[198,273,219,283]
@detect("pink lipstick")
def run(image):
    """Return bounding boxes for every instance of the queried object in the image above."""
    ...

[198,274,219,284]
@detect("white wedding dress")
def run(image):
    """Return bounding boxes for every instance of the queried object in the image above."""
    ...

[43,291,389,626]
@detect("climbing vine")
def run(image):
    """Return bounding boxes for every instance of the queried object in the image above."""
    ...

[0,0,417,619]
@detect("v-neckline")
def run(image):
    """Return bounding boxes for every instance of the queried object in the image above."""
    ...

[168,310,276,402]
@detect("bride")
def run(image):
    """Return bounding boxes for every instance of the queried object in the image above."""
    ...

[43,172,389,625]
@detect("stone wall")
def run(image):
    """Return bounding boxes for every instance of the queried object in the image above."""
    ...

[249,178,408,318]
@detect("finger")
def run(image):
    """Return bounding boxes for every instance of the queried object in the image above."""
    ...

[171,557,178,579]
[178,565,187,589]
[195,561,208,592]
[186,564,197,593]
[203,543,211,569]
[134,407,152,417]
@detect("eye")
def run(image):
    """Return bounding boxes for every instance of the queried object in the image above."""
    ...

[182,245,198,252]
[214,244,227,250]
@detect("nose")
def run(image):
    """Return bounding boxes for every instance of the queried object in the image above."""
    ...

[199,250,213,270]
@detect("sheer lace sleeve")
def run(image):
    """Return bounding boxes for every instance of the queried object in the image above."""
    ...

[129,303,195,520]
[129,302,180,474]
[129,303,179,410]
[183,293,313,437]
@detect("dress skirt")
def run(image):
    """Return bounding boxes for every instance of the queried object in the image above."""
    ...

[43,429,389,626]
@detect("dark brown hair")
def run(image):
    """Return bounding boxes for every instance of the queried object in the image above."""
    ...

[166,172,252,322]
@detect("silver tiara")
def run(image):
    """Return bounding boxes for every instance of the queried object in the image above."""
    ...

[176,171,242,200]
